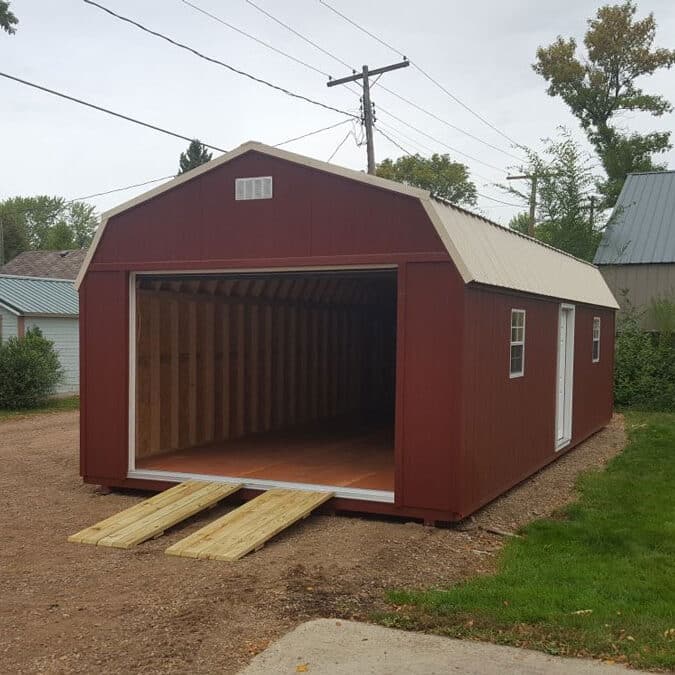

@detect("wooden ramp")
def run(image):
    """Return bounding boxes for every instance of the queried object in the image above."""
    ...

[68,481,241,549]
[165,488,333,561]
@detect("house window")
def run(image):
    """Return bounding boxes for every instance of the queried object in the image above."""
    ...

[510,309,526,378]
[592,317,601,363]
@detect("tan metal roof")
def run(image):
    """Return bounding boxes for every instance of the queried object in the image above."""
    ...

[75,141,618,309]
[429,201,619,308]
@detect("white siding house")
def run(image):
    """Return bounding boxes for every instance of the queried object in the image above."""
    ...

[0,275,79,395]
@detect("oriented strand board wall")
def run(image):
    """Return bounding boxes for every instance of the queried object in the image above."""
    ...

[135,274,396,459]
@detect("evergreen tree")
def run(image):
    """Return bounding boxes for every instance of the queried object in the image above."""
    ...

[0,1,18,35]
[178,139,213,175]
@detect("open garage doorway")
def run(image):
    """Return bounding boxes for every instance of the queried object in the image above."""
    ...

[130,268,397,500]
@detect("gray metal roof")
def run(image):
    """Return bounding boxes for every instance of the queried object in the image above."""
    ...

[594,171,675,265]
[0,275,79,316]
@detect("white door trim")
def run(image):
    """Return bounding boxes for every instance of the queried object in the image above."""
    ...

[555,303,575,451]
[126,265,398,501]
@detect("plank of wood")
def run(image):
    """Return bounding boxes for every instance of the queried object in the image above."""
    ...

[235,303,246,437]
[221,302,231,440]
[249,303,259,433]
[187,301,198,446]
[202,301,215,442]
[165,488,333,561]
[68,481,203,544]
[68,481,241,548]
[169,299,180,450]
[149,295,161,453]
[263,304,273,432]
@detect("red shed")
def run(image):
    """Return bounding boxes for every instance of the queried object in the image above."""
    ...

[75,142,618,523]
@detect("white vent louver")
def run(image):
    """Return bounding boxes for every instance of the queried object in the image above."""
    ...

[235,176,273,201]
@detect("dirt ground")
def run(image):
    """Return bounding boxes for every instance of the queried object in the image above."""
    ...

[0,411,625,675]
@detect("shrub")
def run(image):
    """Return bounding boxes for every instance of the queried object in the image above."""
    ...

[0,327,64,409]
[614,296,675,411]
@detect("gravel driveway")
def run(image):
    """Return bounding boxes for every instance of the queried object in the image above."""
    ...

[0,411,625,674]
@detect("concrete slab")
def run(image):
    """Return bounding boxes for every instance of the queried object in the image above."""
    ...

[240,619,643,675]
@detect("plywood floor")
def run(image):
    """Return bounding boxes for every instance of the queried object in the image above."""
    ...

[137,424,394,491]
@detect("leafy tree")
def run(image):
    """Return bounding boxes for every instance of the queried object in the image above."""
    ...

[0,196,98,262]
[0,1,17,35]
[178,139,213,175]
[508,212,531,235]
[533,1,675,206]
[376,153,477,207]
[501,129,602,261]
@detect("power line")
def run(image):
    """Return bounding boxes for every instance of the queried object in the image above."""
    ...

[180,0,329,77]
[373,125,521,208]
[375,106,505,172]
[244,0,520,157]
[326,131,352,162]
[375,84,524,161]
[70,175,174,203]
[0,119,357,220]
[318,0,404,58]
[189,0,518,171]
[0,71,227,152]
[273,119,352,146]
[374,118,495,184]
[244,0,352,71]
[317,0,524,148]
[82,0,358,120]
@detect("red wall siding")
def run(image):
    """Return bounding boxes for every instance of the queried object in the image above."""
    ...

[460,286,615,517]
[91,152,446,268]
[80,271,129,480]
[80,151,452,493]
[571,306,615,441]
[398,262,464,515]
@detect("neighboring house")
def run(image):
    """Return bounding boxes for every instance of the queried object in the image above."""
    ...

[0,275,79,394]
[75,141,616,523]
[0,249,87,280]
[594,170,675,330]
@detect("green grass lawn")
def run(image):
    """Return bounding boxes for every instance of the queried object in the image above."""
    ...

[0,395,79,420]
[379,411,675,670]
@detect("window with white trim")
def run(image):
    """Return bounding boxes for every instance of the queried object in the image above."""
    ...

[592,317,601,363]
[510,309,526,378]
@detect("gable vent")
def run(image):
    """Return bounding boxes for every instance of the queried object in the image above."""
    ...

[235,176,273,201]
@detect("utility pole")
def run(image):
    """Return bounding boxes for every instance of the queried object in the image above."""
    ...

[0,216,4,267]
[327,60,409,174]
[506,173,539,237]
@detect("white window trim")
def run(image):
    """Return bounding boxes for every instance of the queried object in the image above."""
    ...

[592,317,601,363]
[509,308,526,378]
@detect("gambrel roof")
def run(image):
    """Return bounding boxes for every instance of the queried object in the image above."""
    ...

[76,141,618,309]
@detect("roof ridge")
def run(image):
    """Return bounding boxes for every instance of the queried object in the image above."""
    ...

[0,273,76,283]
[628,169,675,176]
[431,197,599,269]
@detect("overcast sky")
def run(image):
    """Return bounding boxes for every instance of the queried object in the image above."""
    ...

[2,0,674,225]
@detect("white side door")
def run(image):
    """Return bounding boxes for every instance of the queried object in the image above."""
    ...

[555,304,575,450]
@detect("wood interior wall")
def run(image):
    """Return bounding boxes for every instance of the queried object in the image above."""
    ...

[135,272,397,459]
